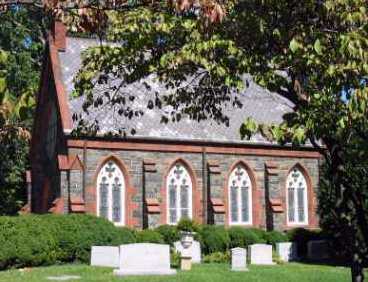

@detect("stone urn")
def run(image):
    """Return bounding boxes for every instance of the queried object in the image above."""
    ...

[179,231,196,270]
[180,231,195,249]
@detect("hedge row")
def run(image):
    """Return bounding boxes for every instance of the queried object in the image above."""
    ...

[0,215,323,270]
[0,214,135,270]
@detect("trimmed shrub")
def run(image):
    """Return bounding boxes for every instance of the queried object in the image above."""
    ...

[136,229,164,243]
[247,228,268,243]
[118,227,137,244]
[155,225,179,246]
[0,214,135,270]
[228,227,263,249]
[199,225,230,254]
[287,228,325,257]
[264,230,289,247]
[176,218,199,233]
[203,251,230,263]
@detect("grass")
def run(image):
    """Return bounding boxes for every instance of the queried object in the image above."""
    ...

[0,263,351,282]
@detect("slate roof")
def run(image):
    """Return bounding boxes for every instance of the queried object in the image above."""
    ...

[58,37,294,144]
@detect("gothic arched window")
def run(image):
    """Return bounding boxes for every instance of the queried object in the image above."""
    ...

[287,167,308,225]
[228,164,252,225]
[96,160,125,225]
[167,162,193,224]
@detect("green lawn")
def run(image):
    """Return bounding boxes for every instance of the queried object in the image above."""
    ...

[0,263,351,282]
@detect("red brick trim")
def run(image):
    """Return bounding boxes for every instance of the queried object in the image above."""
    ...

[19,203,31,215]
[145,198,160,214]
[208,160,221,174]
[210,198,225,213]
[51,21,66,51]
[143,159,157,172]
[70,196,85,213]
[67,139,321,159]
[223,160,261,227]
[86,154,138,227]
[48,34,72,131]
[58,154,84,171]
[160,158,202,225]
[48,197,64,214]
[68,155,84,170]
[283,163,318,230]
[269,199,284,213]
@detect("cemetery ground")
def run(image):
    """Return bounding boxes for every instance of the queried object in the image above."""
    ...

[0,263,354,282]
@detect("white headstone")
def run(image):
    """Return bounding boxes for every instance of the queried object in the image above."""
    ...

[248,244,274,265]
[276,242,298,262]
[113,243,177,276]
[90,246,119,268]
[307,240,330,260]
[174,240,201,263]
[231,248,248,271]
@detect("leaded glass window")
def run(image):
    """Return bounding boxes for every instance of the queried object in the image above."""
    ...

[287,167,308,225]
[167,162,193,224]
[96,160,125,225]
[228,164,252,225]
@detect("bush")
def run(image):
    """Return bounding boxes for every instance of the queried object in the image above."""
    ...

[118,227,137,244]
[155,225,179,246]
[170,250,181,268]
[203,251,230,263]
[228,227,263,249]
[199,225,230,254]
[287,228,325,257]
[136,229,164,243]
[0,214,134,270]
[176,218,199,233]
[247,228,268,243]
[264,230,289,247]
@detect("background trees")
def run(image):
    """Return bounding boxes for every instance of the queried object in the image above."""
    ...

[0,1,367,281]
[0,6,44,214]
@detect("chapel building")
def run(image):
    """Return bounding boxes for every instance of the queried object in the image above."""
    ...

[30,23,322,231]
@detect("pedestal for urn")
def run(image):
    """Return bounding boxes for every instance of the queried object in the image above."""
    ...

[180,231,195,270]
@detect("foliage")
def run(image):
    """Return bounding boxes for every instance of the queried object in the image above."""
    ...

[264,231,289,248]
[228,226,264,249]
[136,229,164,244]
[1,0,367,280]
[198,225,230,254]
[287,228,327,258]
[155,224,180,246]
[170,250,181,268]
[0,6,45,215]
[202,251,230,264]
[0,214,134,270]
[176,218,199,233]
[69,2,368,280]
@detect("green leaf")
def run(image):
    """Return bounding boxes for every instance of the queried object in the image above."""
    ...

[0,77,6,93]
[289,38,301,53]
[314,39,323,55]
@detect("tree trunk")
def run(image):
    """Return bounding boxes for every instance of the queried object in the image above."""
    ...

[351,254,364,282]
[325,143,366,282]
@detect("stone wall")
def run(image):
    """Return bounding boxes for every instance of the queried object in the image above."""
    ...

[64,146,320,231]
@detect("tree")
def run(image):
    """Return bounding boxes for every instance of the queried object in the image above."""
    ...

[0,6,44,214]
[0,1,367,281]
[71,2,368,281]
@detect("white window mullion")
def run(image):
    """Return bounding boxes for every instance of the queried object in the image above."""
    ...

[96,160,126,226]
[287,167,308,226]
[108,178,113,222]
[237,184,242,224]
[166,162,193,224]
[177,181,181,224]
[228,165,252,225]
